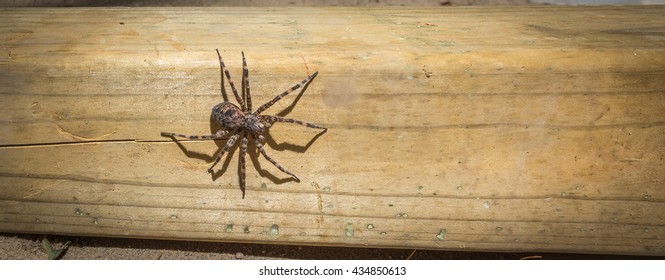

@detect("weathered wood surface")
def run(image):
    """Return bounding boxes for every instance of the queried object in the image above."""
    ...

[1,6,664,255]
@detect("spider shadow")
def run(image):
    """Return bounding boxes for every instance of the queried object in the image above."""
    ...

[214,67,326,181]
[166,139,213,162]
[274,72,317,117]
[200,119,296,196]
[164,54,325,197]
[246,142,294,186]
[163,130,238,183]
[200,131,297,199]
[209,149,238,182]
[262,128,327,153]
[205,120,239,182]
[249,75,327,183]
[247,127,327,184]
[218,65,231,103]
[216,49,315,117]
[203,122,327,190]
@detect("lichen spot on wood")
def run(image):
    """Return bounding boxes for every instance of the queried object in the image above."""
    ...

[345,223,355,237]
[436,229,446,241]
[270,224,280,236]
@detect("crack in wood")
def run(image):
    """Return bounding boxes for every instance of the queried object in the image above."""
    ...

[21,180,65,199]
[1,172,663,203]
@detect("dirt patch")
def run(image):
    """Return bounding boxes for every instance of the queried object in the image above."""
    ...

[2,233,661,260]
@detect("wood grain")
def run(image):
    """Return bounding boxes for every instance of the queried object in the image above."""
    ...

[1,6,664,255]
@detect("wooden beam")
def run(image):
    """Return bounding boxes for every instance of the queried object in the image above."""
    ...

[1,6,664,256]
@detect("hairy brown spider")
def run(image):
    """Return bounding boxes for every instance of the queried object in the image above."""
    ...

[161,50,326,198]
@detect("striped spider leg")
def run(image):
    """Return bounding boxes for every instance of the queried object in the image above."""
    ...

[161,50,326,198]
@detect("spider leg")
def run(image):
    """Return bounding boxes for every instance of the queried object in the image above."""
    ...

[238,133,248,198]
[208,133,240,173]
[253,71,318,115]
[242,51,252,112]
[161,130,230,140]
[261,115,327,130]
[216,49,245,110]
[254,135,300,181]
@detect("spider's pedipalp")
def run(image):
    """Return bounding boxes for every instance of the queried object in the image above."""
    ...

[242,51,252,112]
[254,136,300,181]
[262,115,327,130]
[161,130,230,140]
[208,133,241,173]
[216,49,245,110]
[253,71,318,115]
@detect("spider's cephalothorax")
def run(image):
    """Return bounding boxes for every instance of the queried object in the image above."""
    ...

[161,50,326,198]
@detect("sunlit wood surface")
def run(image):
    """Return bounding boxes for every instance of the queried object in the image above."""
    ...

[1,6,664,255]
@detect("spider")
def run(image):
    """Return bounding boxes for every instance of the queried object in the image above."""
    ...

[161,50,326,198]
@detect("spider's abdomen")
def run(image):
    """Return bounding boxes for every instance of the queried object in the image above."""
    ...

[212,102,245,130]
